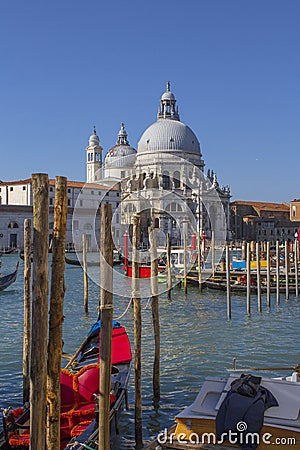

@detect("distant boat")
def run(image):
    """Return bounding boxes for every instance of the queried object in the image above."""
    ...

[65,250,124,267]
[0,262,19,291]
[0,248,17,255]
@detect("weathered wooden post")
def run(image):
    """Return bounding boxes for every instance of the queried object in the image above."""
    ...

[82,233,88,313]
[132,215,143,449]
[149,226,160,402]
[226,244,231,320]
[183,233,187,294]
[46,176,67,450]
[256,242,262,313]
[166,233,172,299]
[285,240,289,300]
[266,241,271,308]
[211,230,215,277]
[23,218,31,404]
[295,240,299,298]
[276,240,280,304]
[30,173,49,450]
[246,242,251,315]
[250,241,255,260]
[242,240,246,260]
[198,232,202,292]
[98,203,114,450]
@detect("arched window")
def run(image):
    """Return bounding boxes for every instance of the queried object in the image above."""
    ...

[173,171,180,189]
[8,221,19,229]
[166,202,183,212]
[162,171,170,189]
[124,203,136,213]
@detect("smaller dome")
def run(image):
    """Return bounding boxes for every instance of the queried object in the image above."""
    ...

[161,91,175,101]
[104,123,137,169]
[89,127,100,146]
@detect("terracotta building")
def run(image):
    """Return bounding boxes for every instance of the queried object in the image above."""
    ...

[230,200,300,243]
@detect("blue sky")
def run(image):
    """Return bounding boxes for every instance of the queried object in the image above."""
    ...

[0,0,299,202]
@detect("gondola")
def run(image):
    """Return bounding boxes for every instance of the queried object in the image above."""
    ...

[0,248,17,255]
[65,250,124,267]
[0,262,19,291]
[0,319,132,449]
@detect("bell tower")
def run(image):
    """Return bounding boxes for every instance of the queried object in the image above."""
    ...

[86,127,103,182]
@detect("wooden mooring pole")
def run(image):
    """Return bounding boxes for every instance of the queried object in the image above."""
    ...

[149,226,160,402]
[295,240,299,298]
[30,173,49,450]
[98,204,114,450]
[285,240,289,300]
[166,233,172,299]
[183,233,187,294]
[23,218,31,404]
[246,242,251,315]
[132,215,143,449]
[211,230,215,277]
[266,241,271,308]
[276,240,280,304]
[198,231,202,292]
[225,244,231,320]
[82,233,88,313]
[256,242,262,313]
[46,176,67,450]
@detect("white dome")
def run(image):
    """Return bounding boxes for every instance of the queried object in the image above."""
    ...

[105,145,136,168]
[137,119,200,155]
[161,91,175,101]
[104,123,136,169]
[89,128,100,146]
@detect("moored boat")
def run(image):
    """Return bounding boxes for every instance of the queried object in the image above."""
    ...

[0,319,132,449]
[0,262,19,291]
[145,365,300,449]
[65,250,124,267]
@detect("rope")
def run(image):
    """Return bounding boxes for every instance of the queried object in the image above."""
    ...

[68,442,95,450]
[115,297,132,321]
[144,297,152,309]
[99,304,114,310]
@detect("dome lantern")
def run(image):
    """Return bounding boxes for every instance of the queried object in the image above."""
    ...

[157,81,180,121]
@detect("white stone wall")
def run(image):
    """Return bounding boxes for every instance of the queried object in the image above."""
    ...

[0,182,31,206]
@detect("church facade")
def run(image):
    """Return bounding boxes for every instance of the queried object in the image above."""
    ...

[86,83,231,247]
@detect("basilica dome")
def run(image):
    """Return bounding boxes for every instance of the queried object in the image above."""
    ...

[104,123,136,169]
[136,83,202,166]
[138,119,200,154]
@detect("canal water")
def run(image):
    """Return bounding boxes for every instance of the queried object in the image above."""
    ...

[0,254,299,448]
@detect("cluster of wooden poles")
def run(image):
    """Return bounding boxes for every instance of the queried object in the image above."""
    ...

[21,173,118,450]
[164,230,299,320]
[21,174,162,450]
[23,173,68,450]
[224,240,299,320]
